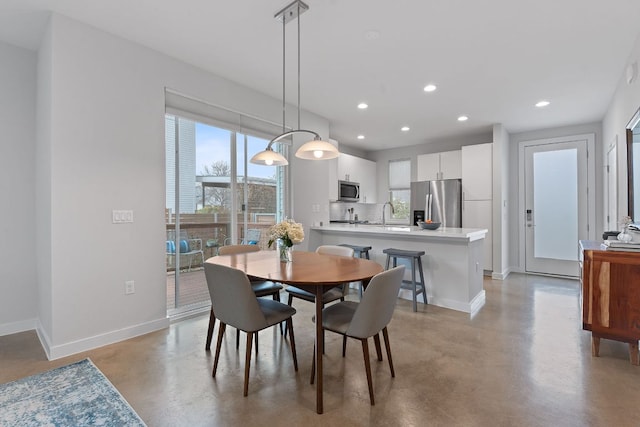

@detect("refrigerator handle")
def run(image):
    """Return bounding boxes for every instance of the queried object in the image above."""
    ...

[426,194,432,221]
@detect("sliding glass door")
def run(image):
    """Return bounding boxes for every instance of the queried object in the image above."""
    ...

[165,115,285,316]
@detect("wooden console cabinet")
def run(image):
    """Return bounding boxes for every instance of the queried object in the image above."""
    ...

[580,241,640,365]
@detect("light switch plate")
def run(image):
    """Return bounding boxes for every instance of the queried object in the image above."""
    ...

[112,210,134,223]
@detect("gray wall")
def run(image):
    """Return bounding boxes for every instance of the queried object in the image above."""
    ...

[603,31,640,222]
[4,13,330,359]
[506,122,603,272]
[0,41,37,334]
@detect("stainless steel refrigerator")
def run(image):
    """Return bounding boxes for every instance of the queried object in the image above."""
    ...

[410,179,462,227]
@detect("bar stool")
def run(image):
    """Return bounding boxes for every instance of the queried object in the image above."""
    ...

[339,244,372,298]
[382,248,427,312]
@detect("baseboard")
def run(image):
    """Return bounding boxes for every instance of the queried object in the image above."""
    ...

[0,318,38,337]
[38,317,170,361]
[397,288,485,317]
[491,267,513,280]
[469,290,486,317]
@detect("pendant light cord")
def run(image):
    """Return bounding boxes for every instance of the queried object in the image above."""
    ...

[282,16,286,135]
[297,1,301,130]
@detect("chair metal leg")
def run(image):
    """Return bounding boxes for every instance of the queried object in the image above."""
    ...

[411,258,417,312]
[310,343,316,384]
[373,333,383,361]
[417,256,427,304]
[361,338,375,405]
[287,317,298,371]
[342,336,347,357]
[284,293,294,338]
[205,308,216,351]
[212,323,226,377]
[274,291,285,335]
[382,327,395,377]
[244,332,253,396]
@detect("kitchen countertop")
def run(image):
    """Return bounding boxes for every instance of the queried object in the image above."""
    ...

[312,223,488,242]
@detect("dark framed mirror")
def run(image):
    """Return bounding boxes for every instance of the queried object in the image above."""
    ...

[627,107,640,222]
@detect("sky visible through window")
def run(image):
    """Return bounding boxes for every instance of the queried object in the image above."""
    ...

[195,123,276,179]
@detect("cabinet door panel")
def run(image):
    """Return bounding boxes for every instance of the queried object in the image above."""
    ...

[440,150,462,179]
[417,153,440,181]
[462,143,492,200]
[463,200,492,270]
[359,159,377,203]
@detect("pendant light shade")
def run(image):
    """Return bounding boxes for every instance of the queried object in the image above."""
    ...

[250,146,289,166]
[295,138,339,160]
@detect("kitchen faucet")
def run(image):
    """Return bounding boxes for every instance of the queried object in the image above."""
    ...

[382,201,395,225]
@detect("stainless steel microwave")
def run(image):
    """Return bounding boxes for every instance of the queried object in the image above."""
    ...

[338,180,360,202]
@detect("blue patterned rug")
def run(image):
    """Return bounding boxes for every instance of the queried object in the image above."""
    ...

[0,358,146,426]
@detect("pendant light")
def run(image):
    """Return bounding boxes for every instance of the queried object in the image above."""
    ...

[250,0,339,166]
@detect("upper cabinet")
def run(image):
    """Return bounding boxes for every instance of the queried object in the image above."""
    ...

[461,143,493,200]
[333,153,377,203]
[416,150,462,181]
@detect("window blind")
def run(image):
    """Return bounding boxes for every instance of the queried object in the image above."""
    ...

[389,159,411,190]
[165,88,288,142]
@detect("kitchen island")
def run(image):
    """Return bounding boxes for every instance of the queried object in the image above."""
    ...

[308,224,488,316]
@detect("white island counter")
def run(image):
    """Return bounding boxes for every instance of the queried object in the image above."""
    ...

[308,224,488,316]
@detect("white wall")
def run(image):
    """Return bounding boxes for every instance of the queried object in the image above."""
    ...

[13,13,329,359]
[507,122,603,272]
[492,124,510,279]
[0,41,38,335]
[603,32,640,221]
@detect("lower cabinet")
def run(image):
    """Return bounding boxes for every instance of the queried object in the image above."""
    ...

[581,241,640,365]
[462,199,492,271]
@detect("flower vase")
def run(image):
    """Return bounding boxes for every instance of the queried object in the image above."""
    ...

[278,240,293,262]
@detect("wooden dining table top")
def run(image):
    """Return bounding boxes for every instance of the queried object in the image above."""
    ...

[207,249,383,286]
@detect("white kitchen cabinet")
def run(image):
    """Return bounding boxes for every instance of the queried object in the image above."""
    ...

[336,153,377,203]
[439,150,462,179]
[416,150,461,181]
[461,143,493,200]
[358,158,377,203]
[463,199,493,271]
[328,157,339,201]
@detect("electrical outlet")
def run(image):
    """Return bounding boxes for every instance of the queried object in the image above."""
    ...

[125,280,135,295]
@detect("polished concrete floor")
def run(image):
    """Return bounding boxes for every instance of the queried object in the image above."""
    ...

[2,274,640,426]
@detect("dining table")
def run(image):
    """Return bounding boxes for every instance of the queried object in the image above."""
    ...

[207,249,384,414]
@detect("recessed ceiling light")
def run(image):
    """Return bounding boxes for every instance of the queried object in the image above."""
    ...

[357,135,365,140]
[457,115,468,122]
[357,103,368,109]
[423,84,437,92]
[535,100,550,108]
[401,126,410,132]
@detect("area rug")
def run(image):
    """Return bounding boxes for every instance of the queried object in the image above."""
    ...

[0,358,146,426]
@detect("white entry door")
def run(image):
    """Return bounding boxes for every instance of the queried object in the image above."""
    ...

[523,138,590,277]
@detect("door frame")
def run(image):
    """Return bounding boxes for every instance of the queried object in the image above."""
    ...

[518,133,596,275]
[606,137,618,231]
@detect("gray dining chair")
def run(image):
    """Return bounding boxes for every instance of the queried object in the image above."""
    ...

[205,244,284,351]
[285,245,355,307]
[310,265,405,405]
[204,262,298,396]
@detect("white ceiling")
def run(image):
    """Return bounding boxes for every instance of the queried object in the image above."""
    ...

[1,0,640,151]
